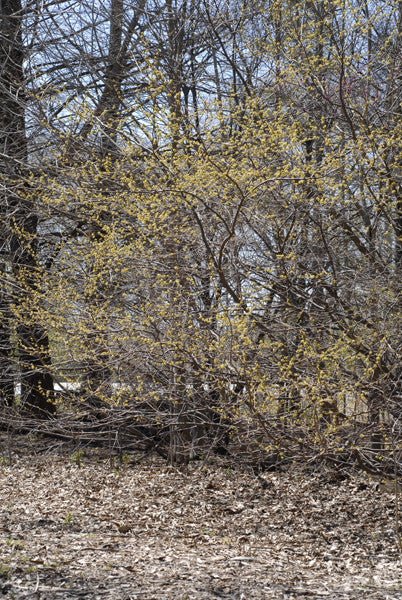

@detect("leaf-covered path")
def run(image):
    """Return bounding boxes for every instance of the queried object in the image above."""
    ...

[0,448,400,599]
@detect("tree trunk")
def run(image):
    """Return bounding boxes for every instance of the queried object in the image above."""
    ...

[0,0,54,415]
[0,279,14,406]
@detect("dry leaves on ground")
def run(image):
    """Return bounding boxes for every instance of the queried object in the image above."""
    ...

[0,441,401,599]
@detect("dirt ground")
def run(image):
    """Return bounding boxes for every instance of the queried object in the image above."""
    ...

[0,438,401,599]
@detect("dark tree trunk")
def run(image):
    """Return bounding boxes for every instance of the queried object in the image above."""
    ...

[0,0,55,415]
[0,281,15,406]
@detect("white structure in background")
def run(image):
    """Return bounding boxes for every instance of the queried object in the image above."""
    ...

[14,382,81,397]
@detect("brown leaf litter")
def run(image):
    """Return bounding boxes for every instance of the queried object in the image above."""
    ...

[0,443,401,599]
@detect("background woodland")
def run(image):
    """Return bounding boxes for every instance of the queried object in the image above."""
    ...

[0,0,401,469]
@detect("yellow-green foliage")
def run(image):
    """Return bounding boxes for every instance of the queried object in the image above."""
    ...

[4,0,400,461]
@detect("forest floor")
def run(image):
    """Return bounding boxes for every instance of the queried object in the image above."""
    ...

[0,434,401,599]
